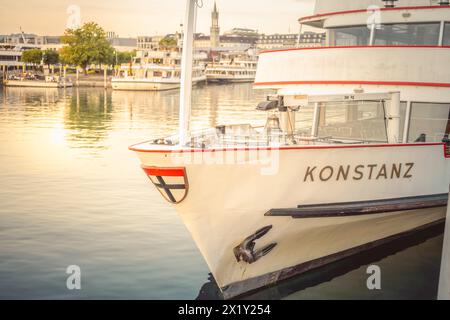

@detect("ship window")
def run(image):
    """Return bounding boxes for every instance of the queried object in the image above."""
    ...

[399,102,407,142]
[443,23,450,45]
[408,102,450,143]
[374,23,440,46]
[329,26,371,46]
[317,100,388,142]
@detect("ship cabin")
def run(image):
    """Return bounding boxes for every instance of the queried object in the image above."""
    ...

[150,0,450,151]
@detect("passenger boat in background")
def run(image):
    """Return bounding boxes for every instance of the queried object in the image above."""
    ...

[130,0,450,298]
[206,52,258,83]
[112,49,207,91]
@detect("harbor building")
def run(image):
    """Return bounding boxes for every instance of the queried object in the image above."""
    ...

[137,36,164,51]
[194,3,259,51]
[0,31,136,56]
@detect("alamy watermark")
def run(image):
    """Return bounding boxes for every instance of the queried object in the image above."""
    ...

[366,265,381,290]
[169,132,282,176]
[66,265,81,290]
[66,4,81,29]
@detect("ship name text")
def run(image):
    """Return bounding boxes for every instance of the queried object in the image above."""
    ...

[303,163,414,182]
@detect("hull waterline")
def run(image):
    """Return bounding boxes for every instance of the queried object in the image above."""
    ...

[111,77,206,91]
[4,80,73,88]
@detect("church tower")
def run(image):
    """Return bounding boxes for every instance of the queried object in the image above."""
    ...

[210,1,220,48]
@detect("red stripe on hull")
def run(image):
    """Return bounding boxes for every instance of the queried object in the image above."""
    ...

[130,142,445,154]
[142,166,185,177]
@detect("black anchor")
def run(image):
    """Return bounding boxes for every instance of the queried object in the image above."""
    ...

[233,225,277,264]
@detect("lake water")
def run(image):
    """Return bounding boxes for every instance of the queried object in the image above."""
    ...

[0,84,444,299]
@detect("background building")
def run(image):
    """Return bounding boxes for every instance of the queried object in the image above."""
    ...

[0,31,136,53]
[298,31,326,48]
[137,36,164,51]
[194,3,259,51]
[256,31,325,50]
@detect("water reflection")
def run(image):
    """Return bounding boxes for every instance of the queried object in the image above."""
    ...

[64,89,112,151]
[2,86,62,107]
[0,83,270,299]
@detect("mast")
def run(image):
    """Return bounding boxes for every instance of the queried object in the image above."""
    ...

[179,0,197,147]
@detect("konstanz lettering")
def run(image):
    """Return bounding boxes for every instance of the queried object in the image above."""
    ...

[304,163,414,182]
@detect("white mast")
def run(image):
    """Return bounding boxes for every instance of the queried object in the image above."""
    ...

[179,0,198,147]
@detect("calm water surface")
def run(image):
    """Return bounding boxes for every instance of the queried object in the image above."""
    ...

[0,84,444,299]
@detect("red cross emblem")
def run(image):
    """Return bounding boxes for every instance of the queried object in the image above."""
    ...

[142,166,189,204]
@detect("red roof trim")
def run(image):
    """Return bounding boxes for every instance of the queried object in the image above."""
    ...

[259,45,450,55]
[299,5,450,23]
[253,80,450,88]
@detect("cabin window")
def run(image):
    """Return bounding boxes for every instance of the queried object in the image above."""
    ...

[443,23,450,46]
[329,26,371,46]
[408,102,450,143]
[316,101,388,142]
[373,23,440,46]
[399,102,407,142]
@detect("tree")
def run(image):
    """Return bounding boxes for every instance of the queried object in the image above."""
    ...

[43,49,60,67]
[115,50,136,65]
[159,36,177,49]
[21,49,42,65]
[60,22,114,73]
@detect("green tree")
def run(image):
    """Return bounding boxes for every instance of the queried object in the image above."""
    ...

[43,49,60,67]
[60,22,114,73]
[21,49,43,65]
[115,50,136,65]
[159,36,177,49]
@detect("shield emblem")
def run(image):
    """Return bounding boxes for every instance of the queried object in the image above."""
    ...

[142,166,189,204]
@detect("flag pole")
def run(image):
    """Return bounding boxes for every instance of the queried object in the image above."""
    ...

[179,0,197,147]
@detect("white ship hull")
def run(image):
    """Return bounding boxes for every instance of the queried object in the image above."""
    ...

[3,79,73,88]
[131,142,449,298]
[207,74,255,83]
[111,76,206,91]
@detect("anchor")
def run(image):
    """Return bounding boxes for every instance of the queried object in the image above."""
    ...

[233,225,277,264]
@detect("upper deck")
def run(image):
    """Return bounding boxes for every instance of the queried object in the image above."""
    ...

[301,0,450,28]
[254,0,450,101]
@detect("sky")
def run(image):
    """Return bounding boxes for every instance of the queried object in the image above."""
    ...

[0,0,315,37]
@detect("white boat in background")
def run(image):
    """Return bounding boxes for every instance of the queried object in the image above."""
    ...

[4,75,72,88]
[0,43,73,88]
[206,52,258,83]
[131,0,450,298]
[112,49,207,91]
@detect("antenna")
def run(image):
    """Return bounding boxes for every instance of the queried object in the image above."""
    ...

[19,27,27,44]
